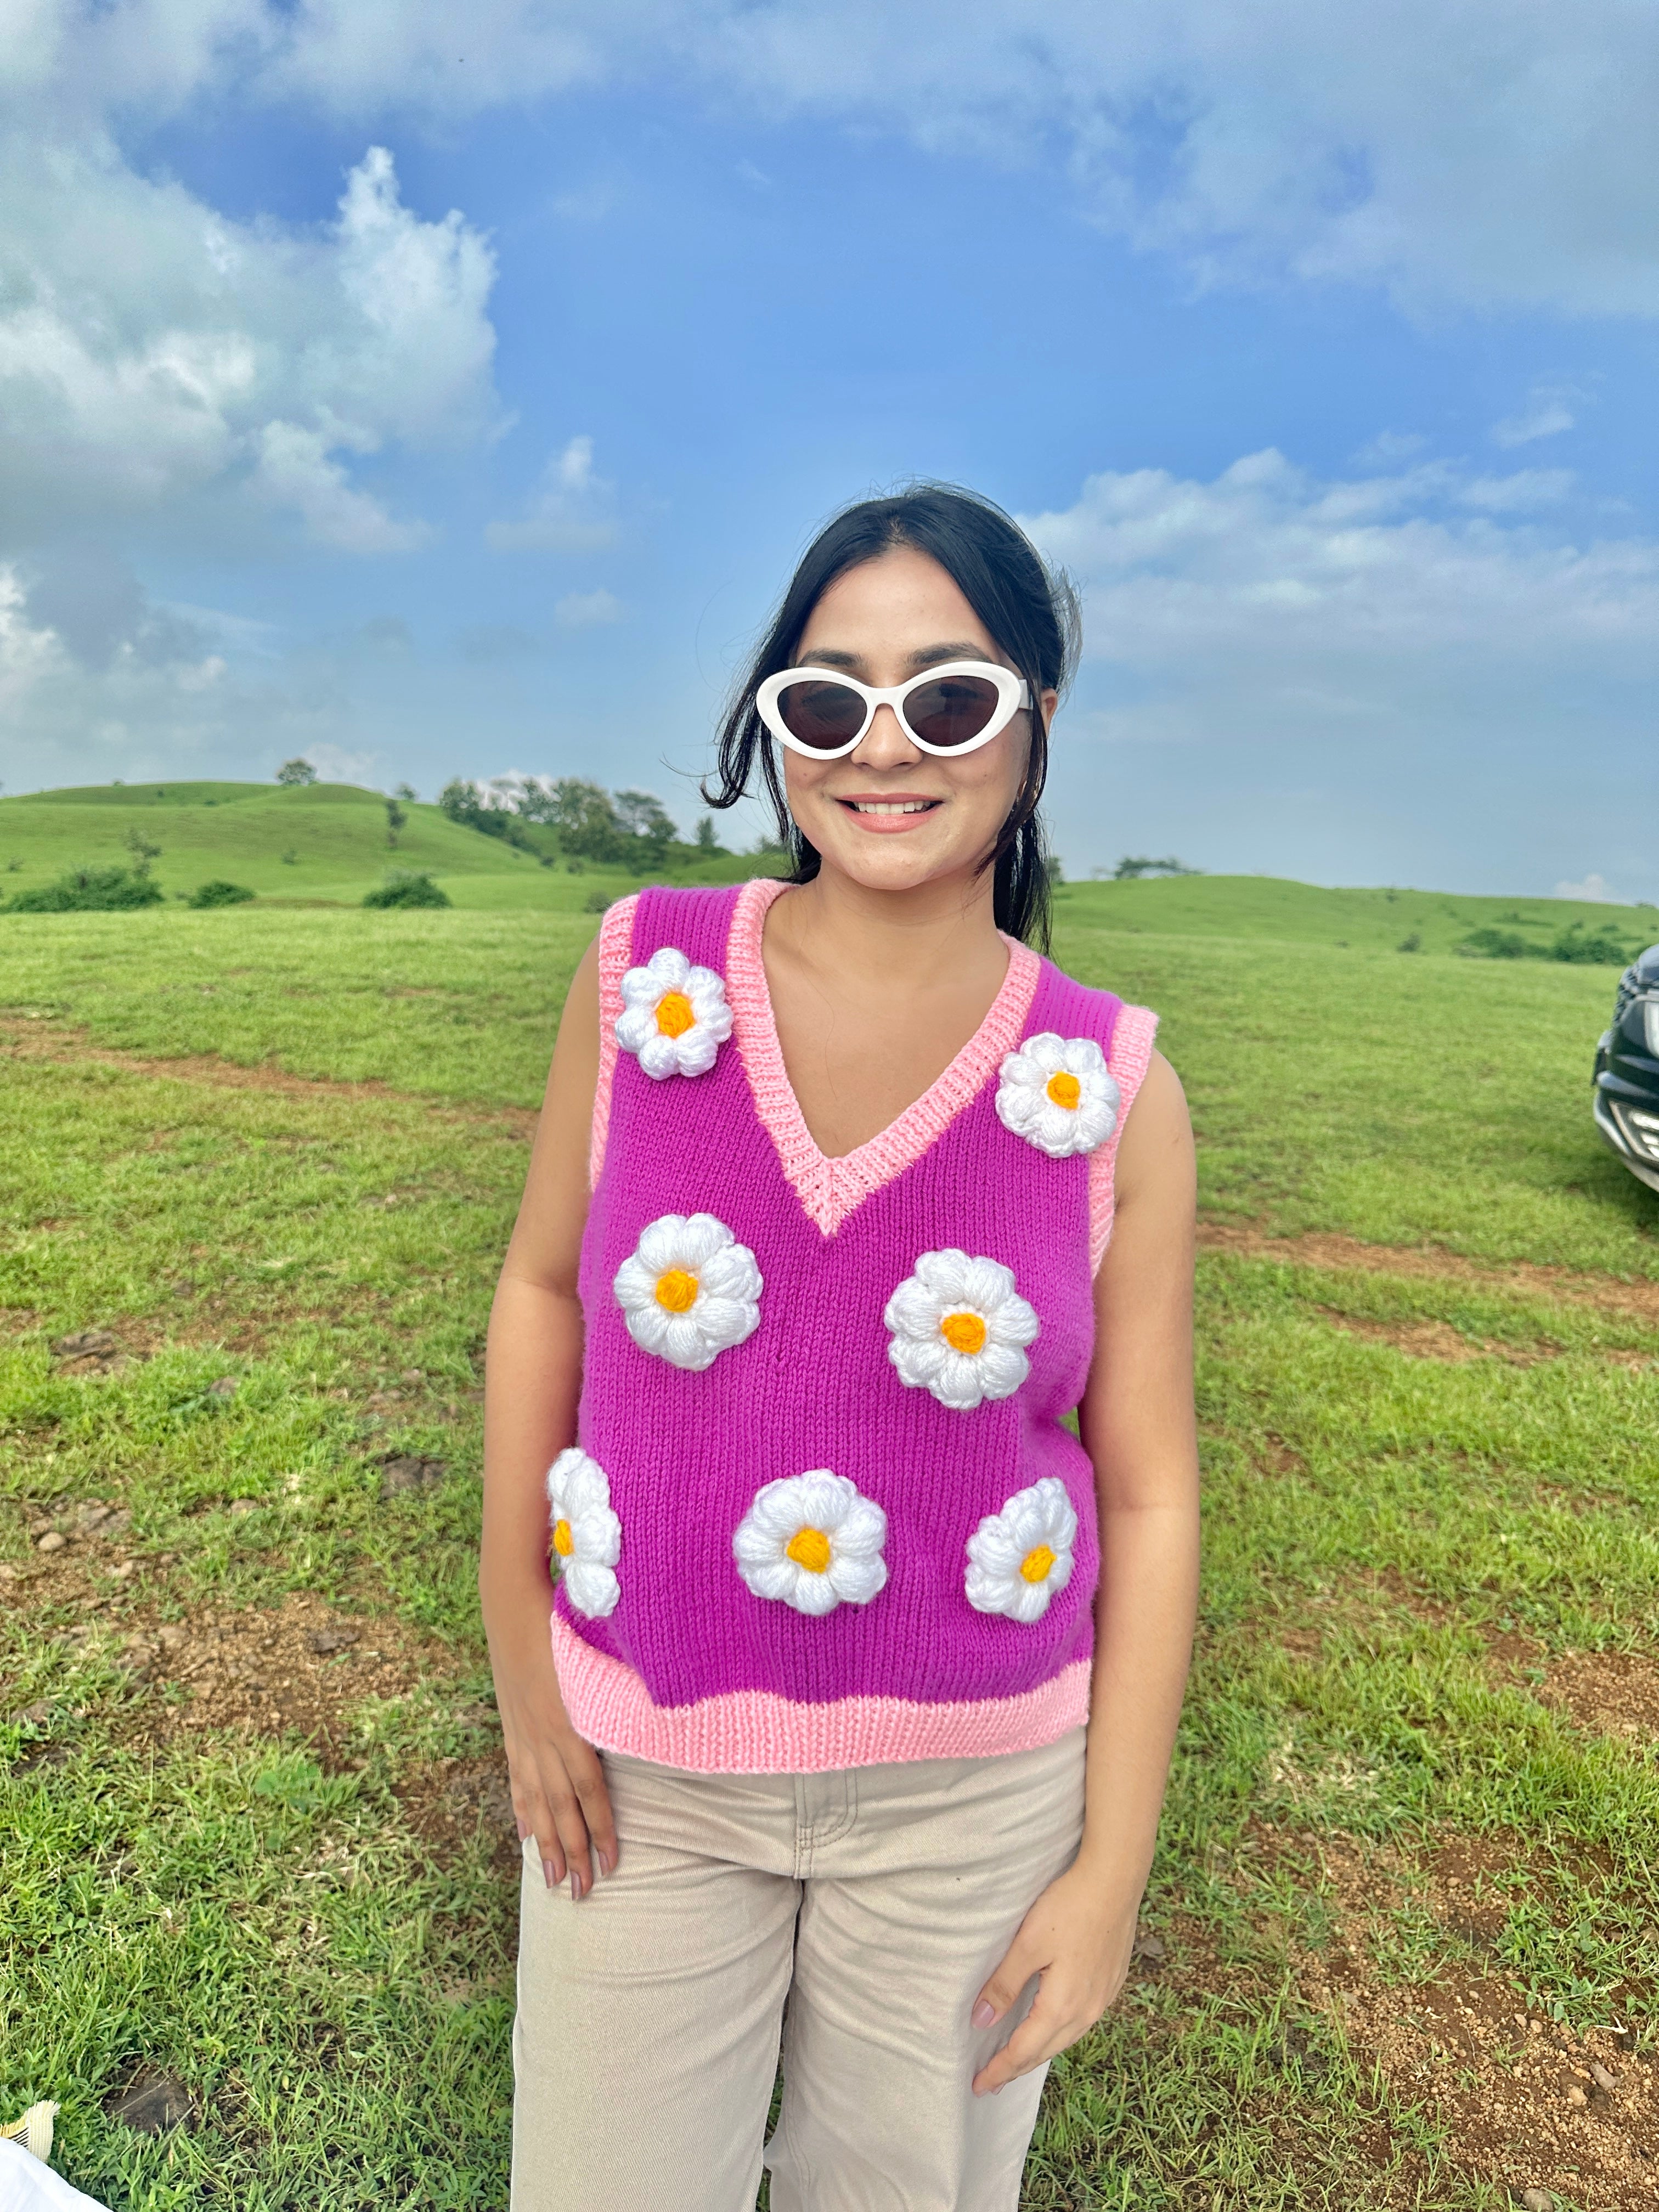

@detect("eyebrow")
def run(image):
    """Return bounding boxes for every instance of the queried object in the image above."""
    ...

[795,641,992,674]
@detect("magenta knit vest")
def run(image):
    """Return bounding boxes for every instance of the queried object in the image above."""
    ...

[550,878,1158,1772]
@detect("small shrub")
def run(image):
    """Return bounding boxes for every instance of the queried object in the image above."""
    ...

[188,880,256,908]
[8,866,165,913]
[583,889,612,914]
[1396,932,1422,953]
[363,871,451,910]
[1455,926,1534,960]
[1549,923,1630,965]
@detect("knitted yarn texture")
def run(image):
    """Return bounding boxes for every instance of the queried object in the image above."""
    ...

[555,877,1158,1772]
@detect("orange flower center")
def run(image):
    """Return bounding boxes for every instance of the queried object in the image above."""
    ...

[939,1311,988,1356]
[786,1526,832,1574]
[1020,1544,1056,1584]
[656,990,696,1039]
[1046,1070,1082,1110]
[552,1517,574,1558]
[654,1268,699,1312]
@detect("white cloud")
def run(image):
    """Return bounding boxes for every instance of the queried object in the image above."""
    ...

[1492,381,1587,447]
[0,138,498,557]
[302,740,381,786]
[1021,447,1659,751]
[7,3,1658,318]
[488,437,620,552]
[1554,872,1619,904]
[554,588,624,629]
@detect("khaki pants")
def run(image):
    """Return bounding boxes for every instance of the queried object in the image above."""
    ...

[510,1730,1086,2211]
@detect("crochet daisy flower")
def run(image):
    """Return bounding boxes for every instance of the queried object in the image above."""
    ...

[613,1212,762,1370]
[995,1032,1121,1158]
[883,1249,1040,1411]
[732,1471,889,1617]
[616,946,733,1079]
[964,1476,1077,1623]
[546,1447,622,1619]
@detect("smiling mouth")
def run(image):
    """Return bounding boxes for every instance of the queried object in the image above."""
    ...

[839,798,941,816]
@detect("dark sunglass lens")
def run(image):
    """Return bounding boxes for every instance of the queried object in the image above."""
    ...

[906,675,1001,748]
[777,679,865,749]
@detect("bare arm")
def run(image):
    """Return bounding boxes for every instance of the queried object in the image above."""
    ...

[481,936,617,1900]
[972,1049,1200,2091]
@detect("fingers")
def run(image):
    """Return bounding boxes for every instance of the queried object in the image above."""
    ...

[972,1991,1067,2097]
[506,1734,619,1901]
[565,1740,619,1880]
[971,1921,1045,2034]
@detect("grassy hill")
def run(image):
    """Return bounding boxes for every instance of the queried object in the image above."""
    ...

[0,780,764,913]
[4,781,1657,953]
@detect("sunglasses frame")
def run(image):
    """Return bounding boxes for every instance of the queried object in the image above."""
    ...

[755,660,1031,760]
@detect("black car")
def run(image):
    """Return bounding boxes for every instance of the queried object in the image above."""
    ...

[1594,943,1659,1193]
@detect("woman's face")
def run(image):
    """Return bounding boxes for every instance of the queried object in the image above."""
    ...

[780,545,1055,902]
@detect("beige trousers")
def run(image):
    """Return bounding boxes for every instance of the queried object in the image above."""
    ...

[510,1729,1086,2212]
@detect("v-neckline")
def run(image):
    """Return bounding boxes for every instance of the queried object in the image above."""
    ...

[722,876,1041,1236]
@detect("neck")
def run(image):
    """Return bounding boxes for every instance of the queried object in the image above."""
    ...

[768,857,1005,992]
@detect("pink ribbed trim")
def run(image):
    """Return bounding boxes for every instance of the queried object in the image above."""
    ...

[724,876,1042,1237]
[1087,1003,1160,1275]
[552,1614,1091,1773]
[588,892,641,1192]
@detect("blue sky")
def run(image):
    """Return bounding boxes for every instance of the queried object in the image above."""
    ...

[3,3,1657,898]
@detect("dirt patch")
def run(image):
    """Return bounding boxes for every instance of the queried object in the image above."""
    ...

[115,1590,448,1758]
[1300,1833,1659,2210]
[0,1018,538,1137]
[394,1754,520,1873]
[1533,1651,1659,1746]
[1200,1222,1659,1328]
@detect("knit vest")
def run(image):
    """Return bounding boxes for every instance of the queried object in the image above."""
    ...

[550,877,1158,1773]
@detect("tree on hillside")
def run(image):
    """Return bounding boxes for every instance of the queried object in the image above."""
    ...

[615,789,676,859]
[1111,855,1197,880]
[123,826,161,873]
[385,798,407,848]
[276,758,318,786]
[694,815,725,855]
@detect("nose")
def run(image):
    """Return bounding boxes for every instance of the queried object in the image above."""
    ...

[848,702,920,770]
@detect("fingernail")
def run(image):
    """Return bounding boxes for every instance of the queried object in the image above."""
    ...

[972,2000,996,2029]
[569,1869,583,1903]
[542,1859,557,1891]
[596,1848,613,1878]
[516,1818,529,1842]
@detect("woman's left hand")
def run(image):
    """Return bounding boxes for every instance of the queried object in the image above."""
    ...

[968,1861,1141,2096]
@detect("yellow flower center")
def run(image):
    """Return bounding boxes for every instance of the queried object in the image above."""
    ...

[1046,1070,1082,1110]
[655,990,696,1039]
[1020,1544,1056,1584]
[786,1526,832,1574]
[654,1268,699,1312]
[552,1517,574,1558]
[939,1311,988,1356]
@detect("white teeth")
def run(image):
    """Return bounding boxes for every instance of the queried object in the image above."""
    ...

[849,800,935,815]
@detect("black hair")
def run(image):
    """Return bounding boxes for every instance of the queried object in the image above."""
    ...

[702,482,1080,952]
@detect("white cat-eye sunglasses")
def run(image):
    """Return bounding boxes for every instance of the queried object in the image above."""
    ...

[755,661,1031,759]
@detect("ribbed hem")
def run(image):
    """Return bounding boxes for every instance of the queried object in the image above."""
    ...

[589,891,641,1190]
[551,1614,1092,1774]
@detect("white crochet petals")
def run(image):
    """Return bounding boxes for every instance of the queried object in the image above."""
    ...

[732,1471,889,1617]
[616,946,733,1079]
[965,1476,1077,1623]
[995,1032,1121,1158]
[613,1212,762,1369]
[883,1249,1039,1411]
[546,1447,622,1618]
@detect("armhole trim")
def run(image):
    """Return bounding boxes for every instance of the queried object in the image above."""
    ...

[589,893,641,1193]
[1087,1004,1160,1276]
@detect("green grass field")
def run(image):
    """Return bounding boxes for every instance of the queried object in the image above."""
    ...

[0,779,769,913]
[3,872,1658,2208]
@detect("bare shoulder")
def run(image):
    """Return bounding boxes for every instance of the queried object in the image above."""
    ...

[1113,1051,1194,1210]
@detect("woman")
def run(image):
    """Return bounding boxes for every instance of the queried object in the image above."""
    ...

[482,484,1199,2210]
